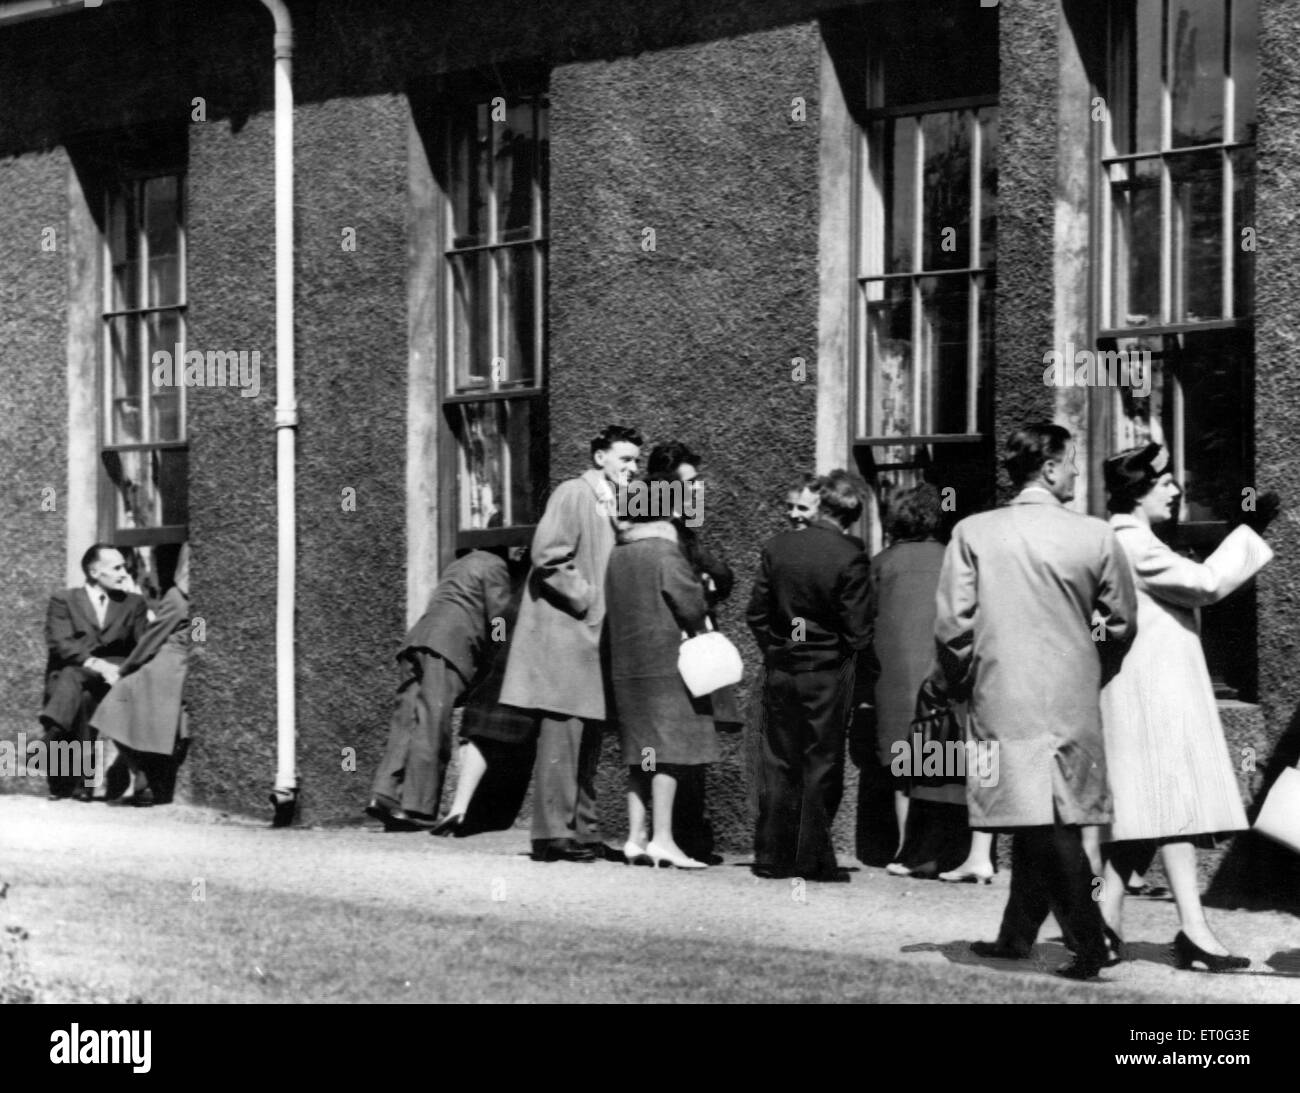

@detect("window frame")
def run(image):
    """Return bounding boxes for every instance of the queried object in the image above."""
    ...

[430,88,550,556]
[98,166,189,549]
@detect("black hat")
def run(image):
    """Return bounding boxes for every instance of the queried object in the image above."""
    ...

[1103,442,1169,507]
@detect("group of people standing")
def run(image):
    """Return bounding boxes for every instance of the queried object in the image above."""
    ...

[364,420,1279,980]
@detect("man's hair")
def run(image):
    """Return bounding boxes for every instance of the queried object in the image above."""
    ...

[785,472,818,499]
[646,441,700,476]
[80,543,116,579]
[885,482,942,541]
[1002,424,1071,489]
[590,424,644,458]
[816,469,869,527]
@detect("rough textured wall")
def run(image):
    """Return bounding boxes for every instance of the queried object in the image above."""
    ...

[184,94,409,821]
[993,0,1058,493]
[0,149,70,789]
[1219,0,1300,908]
[549,23,824,848]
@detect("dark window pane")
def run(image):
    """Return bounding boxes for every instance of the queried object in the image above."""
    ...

[978,109,997,267]
[921,111,971,271]
[108,315,142,444]
[1171,0,1226,148]
[449,107,489,248]
[1231,145,1255,318]
[144,175,181,308]
[156,447,189,526]
[1113,0,1164,154]
[146,311,184,441]
[872,119,916,274]
[495,245,539,388]
[449,250,492,392]
[1110,157,1162,326]
[1170,150,1225,322]
[451,398,544,530]
[108,187,138,312]
[1232,0,1258,143]
[919,275,969,434]
[1175,336,1247,523]
[864,278,914,437]
[496,101,538,242]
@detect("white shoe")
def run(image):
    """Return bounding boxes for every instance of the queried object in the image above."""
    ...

[645,841,707,869]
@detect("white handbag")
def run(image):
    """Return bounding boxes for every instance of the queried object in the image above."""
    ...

[677,618,744,698]
[1253,766,1300,855]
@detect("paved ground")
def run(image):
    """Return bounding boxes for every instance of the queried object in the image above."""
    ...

[1,795,1297,1003]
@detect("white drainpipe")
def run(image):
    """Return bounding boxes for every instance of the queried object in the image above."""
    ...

[259,0,298,825]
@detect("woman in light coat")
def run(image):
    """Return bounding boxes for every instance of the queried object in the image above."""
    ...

[1099,443,1278,972]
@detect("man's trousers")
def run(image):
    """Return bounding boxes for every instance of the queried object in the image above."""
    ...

[370,652,466,817]
[996,823,1107,965]
[755,658,854,877]
[529,715,604,844]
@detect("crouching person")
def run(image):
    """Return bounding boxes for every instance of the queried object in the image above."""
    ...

[365,547,514,831]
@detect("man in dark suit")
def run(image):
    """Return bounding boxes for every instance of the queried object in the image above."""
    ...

[41,544,149,800]
[747,470,873,881]
[365,548,513,831]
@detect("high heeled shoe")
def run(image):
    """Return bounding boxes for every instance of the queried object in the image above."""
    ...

[1103,923,1127,967]
[1172,931,1250,973]
[430,812,464,837]
[623,840,652,866]
[645,841,707,869]
[938,866,994,884]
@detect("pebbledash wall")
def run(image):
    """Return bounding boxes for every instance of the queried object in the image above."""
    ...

[0,0,1296,903]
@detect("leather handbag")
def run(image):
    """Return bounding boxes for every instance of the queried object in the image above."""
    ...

[678,618,744,698]
[1253,766,1300,855]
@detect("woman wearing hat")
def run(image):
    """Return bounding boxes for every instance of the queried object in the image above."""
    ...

[1098,443,1279,972]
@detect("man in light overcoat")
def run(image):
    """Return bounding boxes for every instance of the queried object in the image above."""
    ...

[500,424,642,862]
[930,424,1137,979]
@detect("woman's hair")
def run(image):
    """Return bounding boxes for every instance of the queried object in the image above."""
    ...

[647,441,700,476]
[1104,442,1165,514]
[816,469,869,526]
[1002,423,1071,488]
[623,470,680,523]
[885,482,942,540]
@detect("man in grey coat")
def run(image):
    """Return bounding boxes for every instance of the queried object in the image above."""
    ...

[500,424,643,862]
[930,424,1137,979]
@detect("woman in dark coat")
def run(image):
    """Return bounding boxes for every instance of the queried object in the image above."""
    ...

[91,544,191,807]
[867,485,993,880]
[605,472,719,869]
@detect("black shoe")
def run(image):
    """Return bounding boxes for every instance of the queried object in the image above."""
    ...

[971,940,1031,960]
[531,839,598,863]
[131,787,155,808]
[71,787,95,803]
[364,799,436,832]
[1124,882,1170,899]
[805,867,852,883]
[1103,924,1127,967]
[1055,958,1104,981]
[430,813,464,837]
[752,864,793,880]
[1172,931,1250,972]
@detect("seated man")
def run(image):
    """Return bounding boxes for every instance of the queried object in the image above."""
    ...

[40,544,148,800]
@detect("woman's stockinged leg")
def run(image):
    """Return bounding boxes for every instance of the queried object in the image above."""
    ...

[1099,851,1127,938]
[650,770,680,849]
[627,768,650,848]
[446,741,488,818]
[1161,839,1231,955]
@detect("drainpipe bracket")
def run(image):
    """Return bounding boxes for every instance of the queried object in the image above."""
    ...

[275,405,298,429]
